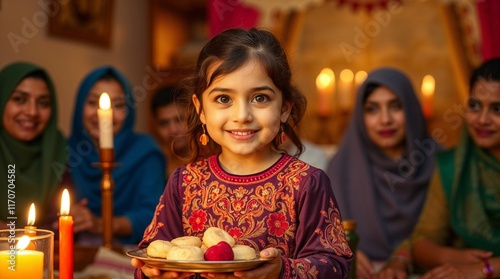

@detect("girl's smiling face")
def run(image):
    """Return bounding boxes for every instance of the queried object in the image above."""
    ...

[193,59,291,162]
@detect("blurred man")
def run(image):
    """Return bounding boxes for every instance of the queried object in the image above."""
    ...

[151,86,189,176]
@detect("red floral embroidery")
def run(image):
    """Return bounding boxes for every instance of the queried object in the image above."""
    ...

[188,209,207,232]
[267,213,289,237]
[228,227,243,240]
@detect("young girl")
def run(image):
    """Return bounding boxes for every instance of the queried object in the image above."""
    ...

[131,28,352,279]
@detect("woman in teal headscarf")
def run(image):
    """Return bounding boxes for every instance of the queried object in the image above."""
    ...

[0,62,66,227]
[66,66,165,245]
[412,58,500,278]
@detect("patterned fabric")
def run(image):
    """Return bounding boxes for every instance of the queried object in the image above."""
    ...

[136,154,352,279]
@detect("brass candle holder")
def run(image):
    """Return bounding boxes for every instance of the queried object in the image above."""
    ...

[94,148,117,249]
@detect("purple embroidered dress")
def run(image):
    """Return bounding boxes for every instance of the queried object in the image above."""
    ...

[135,154,352,279]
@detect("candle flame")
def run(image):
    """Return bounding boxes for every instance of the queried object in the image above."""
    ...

[60,189,71,216]
[16,235,31,250]
[99,92,111,110]
[340,69,354,82]
[421,75,435,97]
[316,68,335,89]
[27,203,36,226]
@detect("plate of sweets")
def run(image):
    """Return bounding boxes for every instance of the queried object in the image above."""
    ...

[127,227,273,273]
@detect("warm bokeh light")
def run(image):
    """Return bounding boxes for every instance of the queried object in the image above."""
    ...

[60,189,70,216]
[99,92,111,110]
[421,75,435,96]
[316,68,335,89]
[340,69,354,83]
[27,203,36,226]
[354,71,367,87]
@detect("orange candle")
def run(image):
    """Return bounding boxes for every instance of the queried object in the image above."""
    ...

[59,189,73,279]
[0,236,43,279]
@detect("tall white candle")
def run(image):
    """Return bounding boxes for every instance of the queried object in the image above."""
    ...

[98,92,113,149]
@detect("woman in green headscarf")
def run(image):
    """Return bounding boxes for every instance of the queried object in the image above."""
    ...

[411,58,500,278]
[0,62,66,228]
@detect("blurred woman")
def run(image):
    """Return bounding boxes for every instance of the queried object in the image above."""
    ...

[0,62,66,227]
[412,58,500,278]
[326,67,441,278]
[64,66,165,245]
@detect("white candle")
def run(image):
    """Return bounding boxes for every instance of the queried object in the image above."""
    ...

[316,68,335,116]
[421,75,435,119]
[338,69,354,112]
[98,92,113,149]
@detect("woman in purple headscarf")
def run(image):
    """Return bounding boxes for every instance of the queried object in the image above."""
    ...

[326,67,441,278]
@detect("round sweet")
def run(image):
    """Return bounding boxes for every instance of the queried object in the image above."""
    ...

[166,246,205,261]
[232,245,257,260]
[171,236,202,247]
[200,243,208,252]
[202,227,235,248]
[146,240,177,258]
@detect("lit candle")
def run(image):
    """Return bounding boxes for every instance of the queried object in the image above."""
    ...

[0,235,43,279]
[59,189,73,279]
[316,68,335,116]
[338,69,354,112]
[98,92,113,149]
[24,203,36,237]
[421,75,435,118]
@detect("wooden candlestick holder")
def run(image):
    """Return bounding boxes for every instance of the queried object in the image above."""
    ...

[94,148,117,249]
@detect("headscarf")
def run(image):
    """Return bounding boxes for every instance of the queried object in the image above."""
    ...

[0,62,66,225]
[326,67,440,260]
[440,128,500,256]
[67,66,165,242]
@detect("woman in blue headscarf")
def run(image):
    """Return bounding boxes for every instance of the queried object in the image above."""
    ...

[66,66,165,245]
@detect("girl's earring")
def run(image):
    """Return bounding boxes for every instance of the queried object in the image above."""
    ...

[199,124,209,146]
[279,124,286,145]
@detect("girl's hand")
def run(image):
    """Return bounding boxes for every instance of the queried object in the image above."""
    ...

[356,250,375,279]
[373,259,408,279]
[131,258,195,279]
[420,263,484,279]
[200,248,282,279]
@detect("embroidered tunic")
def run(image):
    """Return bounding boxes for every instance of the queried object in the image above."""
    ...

[136,154,352,278]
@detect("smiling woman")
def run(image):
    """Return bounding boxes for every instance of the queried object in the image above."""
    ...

[0,61,67,228]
